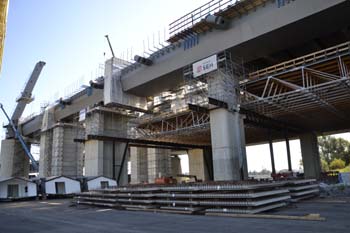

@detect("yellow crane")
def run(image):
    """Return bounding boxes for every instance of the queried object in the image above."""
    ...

[0,0,8,73]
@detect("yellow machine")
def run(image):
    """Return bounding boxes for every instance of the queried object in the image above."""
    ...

[0,0,8,73]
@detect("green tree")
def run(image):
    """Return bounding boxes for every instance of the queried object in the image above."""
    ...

[318,136,350,165]
[329,158,346,170]
[320,158,329,171]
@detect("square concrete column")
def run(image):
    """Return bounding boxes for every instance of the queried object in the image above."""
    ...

[147,148,171,183]
[51,124,85,177]
[188,149,210,181]
[39,131,53,177]
[208,71,248,181]
[300,133,321,179]
[114,142,129,186]
[210,109,247,181]
[171,155,182,177]
[130,147,148,184]
[85,140,104,176]
[0,139,29,177]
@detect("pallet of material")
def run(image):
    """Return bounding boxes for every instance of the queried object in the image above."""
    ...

[284,179,319,202]
[74,181,291,214]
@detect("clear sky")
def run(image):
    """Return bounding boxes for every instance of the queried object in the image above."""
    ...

[0,0,349,173]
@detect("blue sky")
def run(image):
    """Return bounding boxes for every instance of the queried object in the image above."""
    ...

[0,0,349,172]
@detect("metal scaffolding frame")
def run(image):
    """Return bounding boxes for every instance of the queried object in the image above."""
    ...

[241,52,350,120]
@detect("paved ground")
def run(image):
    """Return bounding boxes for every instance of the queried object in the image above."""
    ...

[0,198,349,233]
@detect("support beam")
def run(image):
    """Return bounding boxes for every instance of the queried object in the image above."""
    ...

[268,131,276,175]
[285,132,292,171]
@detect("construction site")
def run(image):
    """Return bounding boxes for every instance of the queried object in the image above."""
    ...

[0,0,350,232]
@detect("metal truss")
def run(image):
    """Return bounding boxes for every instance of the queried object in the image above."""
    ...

[241,54,350,119]
[136,110,210,139]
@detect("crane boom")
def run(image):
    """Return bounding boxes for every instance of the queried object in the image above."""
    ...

[11,61,46,123]
[0,103,38,170]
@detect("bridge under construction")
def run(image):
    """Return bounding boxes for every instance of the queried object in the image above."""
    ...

[0,0,350,199]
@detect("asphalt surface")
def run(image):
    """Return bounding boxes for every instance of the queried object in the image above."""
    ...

[0,198,349,233]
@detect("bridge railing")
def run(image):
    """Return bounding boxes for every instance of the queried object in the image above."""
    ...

[168,0,239,37]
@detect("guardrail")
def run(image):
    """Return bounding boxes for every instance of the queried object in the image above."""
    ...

[168,0,239,37]
[249,41,350,80]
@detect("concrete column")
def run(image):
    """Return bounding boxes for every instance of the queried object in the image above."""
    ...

[51,124,85,177]
[130,147,148,184]
[114,142,129,186]
[147,148,171,183]
[210,109,247,181]
[0,139,29,177]
[85,140,104,176]
[84,110,129,185]
[39,130,53,177]
[208,70,247,181]
[268,133,276,175]
[188,149,210,181]
[171,155,182,177]
[300,133,321,179]
[285,134,292,171]
[85,110,104,177]
[39,107,55,177]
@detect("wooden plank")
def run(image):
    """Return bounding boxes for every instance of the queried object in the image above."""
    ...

[206,213,326,221]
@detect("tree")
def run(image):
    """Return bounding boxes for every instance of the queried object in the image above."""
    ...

[329,158,346,170]
[320,158,329,172]
[318,136,350,165]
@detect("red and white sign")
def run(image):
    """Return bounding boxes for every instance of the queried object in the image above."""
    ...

[192,54,218,78]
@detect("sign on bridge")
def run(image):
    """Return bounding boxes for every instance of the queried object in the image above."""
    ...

[192,54,218,78]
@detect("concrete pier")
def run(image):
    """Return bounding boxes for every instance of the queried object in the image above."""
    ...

[130,147,148,184]
[147,148,171,183]
[39,131,53,177]
[300,133,322,179]
[51,124,85,177]
[210,109,247,181]
[0,139,29,177]
[171,155,182,177]
[208,71,248,181]
[84,110,129,185]
[188,149,210,181]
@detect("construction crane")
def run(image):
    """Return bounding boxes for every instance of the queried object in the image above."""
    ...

[105,35,115,58]
[5,61,46,138]
[0,103,38,170]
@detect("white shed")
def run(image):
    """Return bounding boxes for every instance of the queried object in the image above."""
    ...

[45,176,81,195]
[0,177,37,199]
[86,176,117,190]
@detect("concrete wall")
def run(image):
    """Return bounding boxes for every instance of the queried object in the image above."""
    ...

[87,177,117,190]
[45,177,81,194]
[0,139,29,177]
[0,179,36,199]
